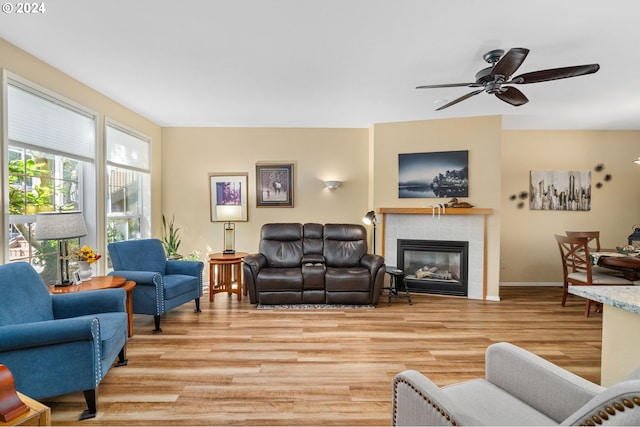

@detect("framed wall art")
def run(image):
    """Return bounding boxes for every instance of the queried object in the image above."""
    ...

[209,173,248,222]
[256,162,294,208]
[398,150,469,198]
[529,170,591,211]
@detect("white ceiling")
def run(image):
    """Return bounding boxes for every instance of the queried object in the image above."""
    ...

[1,0,639,130]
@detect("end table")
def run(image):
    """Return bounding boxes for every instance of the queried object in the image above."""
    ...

[208,252,248,302]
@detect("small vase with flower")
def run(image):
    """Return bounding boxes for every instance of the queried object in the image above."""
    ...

[75,246,101,282]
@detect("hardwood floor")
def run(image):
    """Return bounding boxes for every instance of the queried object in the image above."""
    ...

[43,286,603,426]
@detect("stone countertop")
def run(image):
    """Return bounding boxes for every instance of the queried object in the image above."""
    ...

[568,286,640,314]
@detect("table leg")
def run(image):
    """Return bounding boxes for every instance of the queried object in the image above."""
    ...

[235,262,242,302]
[122,281,136,337]
[209,262,215,302]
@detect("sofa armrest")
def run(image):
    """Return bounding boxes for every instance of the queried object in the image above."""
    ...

[561,380,640,425]
[52,288,126,319]
[0,317,97,352]
[166,259,204,277]
[243,253,267,271]
[392,370,481,426]
[360,253,384,273]
[108,270,161,286]
[302,254,325,265]
[486,342,604,423]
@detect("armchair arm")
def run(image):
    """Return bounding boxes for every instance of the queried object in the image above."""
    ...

[392,370,481,426]
[0,317,97,352]
[108,270,161,286]
[166,260,204,277]
[561,380,640,425]
[52,288,126,319]
[485,342,604,423]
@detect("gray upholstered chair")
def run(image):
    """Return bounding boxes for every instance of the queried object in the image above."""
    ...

[392,342,640,426]
[107,238,204,332]
[0,262,128,420]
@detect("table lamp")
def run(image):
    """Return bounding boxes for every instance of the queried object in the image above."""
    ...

[35,211,88,286]
[216,205,243,254]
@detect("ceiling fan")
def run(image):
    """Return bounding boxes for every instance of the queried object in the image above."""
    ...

[417,48,600,111]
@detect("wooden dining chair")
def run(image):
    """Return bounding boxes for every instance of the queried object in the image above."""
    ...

[566,230,625,277]
[554,234,633,316]
[565,231,600,250]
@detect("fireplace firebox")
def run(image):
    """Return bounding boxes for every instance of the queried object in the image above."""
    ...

[397,239,468,296]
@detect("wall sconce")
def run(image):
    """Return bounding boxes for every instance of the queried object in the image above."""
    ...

[634,157,640,165]
[362,210,377,254]
[324,180,342,190]
[215,205,243,254]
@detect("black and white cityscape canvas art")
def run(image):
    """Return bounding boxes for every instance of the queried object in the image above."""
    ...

[529,170,591,211]
[398,150,469,198]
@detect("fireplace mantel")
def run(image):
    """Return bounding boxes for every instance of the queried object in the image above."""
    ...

[378,207,493,215]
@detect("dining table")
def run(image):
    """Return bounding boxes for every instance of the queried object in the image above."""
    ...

[594,251,640,281]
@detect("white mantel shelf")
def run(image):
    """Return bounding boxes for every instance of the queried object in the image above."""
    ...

[378,207,494,215]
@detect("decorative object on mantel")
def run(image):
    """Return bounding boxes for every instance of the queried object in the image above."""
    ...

[0,364,29,422]
[444,197,474,208]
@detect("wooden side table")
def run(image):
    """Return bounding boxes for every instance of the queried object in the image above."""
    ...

[0,393,50,426]
[209,252,248,302]
[48,276,136,337]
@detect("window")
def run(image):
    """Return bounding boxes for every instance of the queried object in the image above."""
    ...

[105,120,151,252]
[6,77,97,284]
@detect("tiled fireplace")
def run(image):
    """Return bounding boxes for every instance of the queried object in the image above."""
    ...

[380,208,488,300]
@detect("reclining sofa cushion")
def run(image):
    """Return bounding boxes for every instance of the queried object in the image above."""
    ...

[245,223,385,306]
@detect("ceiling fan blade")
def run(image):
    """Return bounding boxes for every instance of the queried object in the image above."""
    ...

[490,48,530,79]
[495,86,529,106]
[510,64,600,84]
[435,89,484,111]
[416,82,478,89]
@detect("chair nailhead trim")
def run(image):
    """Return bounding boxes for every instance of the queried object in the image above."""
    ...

[580,395,640,426]
[392,377,458,426]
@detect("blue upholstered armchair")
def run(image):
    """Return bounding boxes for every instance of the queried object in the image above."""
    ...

[107,238,204,333]
[0,262,128,420]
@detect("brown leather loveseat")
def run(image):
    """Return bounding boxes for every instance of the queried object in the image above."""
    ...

[243,223,385,305]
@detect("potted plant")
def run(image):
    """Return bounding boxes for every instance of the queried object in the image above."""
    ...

[161,214,182,259]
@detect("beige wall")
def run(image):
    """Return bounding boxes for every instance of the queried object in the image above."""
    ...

[161,127,369,267]
[501,130,640,283]
[370,116,503,298]
[0,39,162,271]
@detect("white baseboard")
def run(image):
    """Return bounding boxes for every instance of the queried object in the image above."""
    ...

[500,282,562,287]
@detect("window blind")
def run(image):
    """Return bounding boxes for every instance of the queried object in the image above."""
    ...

[7,83,95,160]
[106,123,150,172]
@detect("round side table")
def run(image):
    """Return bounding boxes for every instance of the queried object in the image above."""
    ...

[208,252,248,302]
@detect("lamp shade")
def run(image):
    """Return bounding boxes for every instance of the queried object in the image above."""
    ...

[215,205,243,222]
[362,210,376,226]
[34,211,87,240]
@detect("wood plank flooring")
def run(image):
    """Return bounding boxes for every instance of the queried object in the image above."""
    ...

[43,286,603,425]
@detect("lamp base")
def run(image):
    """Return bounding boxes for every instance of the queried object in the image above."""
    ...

[223,249,236,254]
[54,280,73,288]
